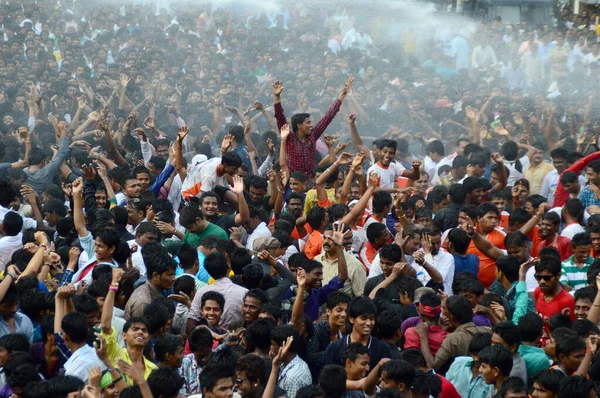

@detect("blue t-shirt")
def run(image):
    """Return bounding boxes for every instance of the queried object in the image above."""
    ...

[454,253,479,277]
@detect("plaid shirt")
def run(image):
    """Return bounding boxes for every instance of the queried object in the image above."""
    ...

[274,99,342,178]
[579,185,600,208]
[278,355,312,398]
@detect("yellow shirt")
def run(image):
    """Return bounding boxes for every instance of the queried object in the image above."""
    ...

[523,161,555,195]
[304,187,336,215]
[101,327,157,384]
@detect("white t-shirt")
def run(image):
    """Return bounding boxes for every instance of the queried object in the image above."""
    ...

[367,161,407,189]
[181,157,227,198]
[505,156,530,186]
[561,223,586,240]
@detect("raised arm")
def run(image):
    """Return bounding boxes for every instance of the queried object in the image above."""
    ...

[348,114,372,157]
[72,177,88,238]
[272,81,287,132]
[279,124,290,174]
[54,284,76,334]
[368,263,406,299]
[231,175,250,225]
[101,268,123,335]
[461,218,504,260]
[311,78,353,141]
[341,170,376,226]
[491,153,507,191]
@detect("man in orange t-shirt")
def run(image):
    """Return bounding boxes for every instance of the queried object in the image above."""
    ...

[466,203,506,288]
[303,206,329,259]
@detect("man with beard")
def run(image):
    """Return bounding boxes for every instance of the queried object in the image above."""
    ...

[199,175,248,235]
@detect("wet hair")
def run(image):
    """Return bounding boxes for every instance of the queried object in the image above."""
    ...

[397,277,423,301]
[348,297,377,319]
[558,375,595,398]
[575,286,597,303]
[326,291,351,310]
[245,317,275,351]
[499,377,526,397]
[0,333,29,353]
[188,327,214,352]
[447,228,471,253]
[270,324,300,354]
[237,354,267,386]
[379,243,403,263]
[380,360,415,387]
[372,191,393,214]
[534,255,562,275]
[495,255,520,283]
[555,329,585,359]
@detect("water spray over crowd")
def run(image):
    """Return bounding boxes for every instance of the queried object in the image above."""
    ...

[0,0,600,397]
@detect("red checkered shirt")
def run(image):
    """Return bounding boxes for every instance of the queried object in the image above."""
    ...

[274,99,342,178]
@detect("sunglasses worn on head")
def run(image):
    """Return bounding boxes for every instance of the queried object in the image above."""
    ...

[534,273,556,282]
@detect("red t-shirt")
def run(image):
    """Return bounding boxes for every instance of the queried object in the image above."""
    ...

[439,375,461,398]
[535,287,575,346]
[403,325,448,356]
[531,235,573,261]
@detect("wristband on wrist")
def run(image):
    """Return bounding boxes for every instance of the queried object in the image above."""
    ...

[109,285,119,292]
[5,272,16,281]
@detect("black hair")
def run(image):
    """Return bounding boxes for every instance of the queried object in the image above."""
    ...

[123,316,150,333]
[575,286,597,303]
[366,223,389,245]
[379,243,403,263]
[136,221,161,240]
[296,385,326,398]
[237,354,268,386]
[469,332,492,354]
[245,317,276,351]
[306,206,327,230]
[204,252,229,280]
[542,211,561,227]
[326,291,351,310]
[342,342,370,364]
[380,360,415,388]
[455,276,485,296]
[188,327,214,352]
[270,324,299,354]
[260,302,282,321]
[376,310,403,340]
[564,198,584,224]
[242,263,263,289]
[302,259,324,274]
[504,231,530,249]
[572,319,600,338]
[448,183,467,204]
[143,300,171,335]
[477,201,500,219]
[398,348,427,369]
[555,329,586,359]
[558,375,595,398]
[532,369,566,394]
[463,176,486,194]
[201,291,225,312]
[348,297,377,319]
[426,140,445,156]
[518,313,544,343]
[478,345,513,376]
[230,248,252,275]
[319,365,347,398]
[61,312,89,344]
[534,255,562,275]
[495,255,520,283]
[173,275,195,297]
[147,367,185,398]
[447,228,471,253]
[0,333,29,353]
[177,243,198,271]
[154,333,184,362]
[221,151,242,168]
[499,377,526,397]
[493,321,521,349]
[398,278,423,301]
[571,232,591,249]
[372,191,393,214]
[145,249,176,279]
[446,295,473,324]
[72,293,100,315]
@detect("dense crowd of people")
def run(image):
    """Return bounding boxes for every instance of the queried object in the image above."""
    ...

[3,0,600,397]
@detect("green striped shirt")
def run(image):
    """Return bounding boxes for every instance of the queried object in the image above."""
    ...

[560,255,594,291]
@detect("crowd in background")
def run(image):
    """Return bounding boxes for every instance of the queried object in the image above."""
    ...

[2,0,600,397]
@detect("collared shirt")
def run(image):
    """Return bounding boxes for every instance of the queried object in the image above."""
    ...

[506,281,536,325]
[560,255,595,291]
[316,250,366,298]
[0,312,34,343]
[101,327,157,383]
[72,232,118,288]
[434,322,492,367]
[445,356,490,398]
[579,184,600,209]
[188,278,248,328]
[64,343,106,382]
[124,281,162,320]
[179,353,201,396]
[274,99,342,178]
[277,355,312,398]
[524,161,555,195]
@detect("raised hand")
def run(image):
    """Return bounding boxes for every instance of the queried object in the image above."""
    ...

[81,164,97,180]
[330,222,346,247]
[177,126,189,145]
[265,138,275,155]
[391,262,407,278]
[120,74,130,88]
[168,291,192,308]
[221,134,233,153]
[340,76,354,98]
[280,124,290,140]
[56,283,76,299]
[323,134,339,148]
[272,81,284,96]
[257,250,277,266]
[368,172,379,188]
[336,152,353,166]
[72,177,84,197]
[20,184,38,205]
[253,100,264,111]
[111,267,124,285]
[133,127,147,142]
[297,267,307,288]
[491,152,504,164]
[351,151,365,170]
[68,247,81,264]
[348,114,356,125]
[412,160,422,170]
[334,141,350,153]
[143,116,155,130]
[421,233,433,254]
[230,175,244,195]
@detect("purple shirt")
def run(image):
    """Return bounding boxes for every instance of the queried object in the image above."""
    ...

[282,276,344,320]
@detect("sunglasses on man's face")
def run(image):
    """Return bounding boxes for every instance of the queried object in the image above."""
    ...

[534,274,556,282]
